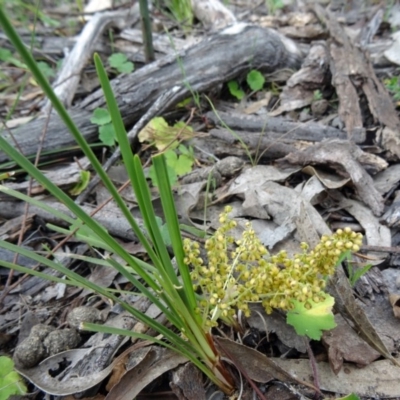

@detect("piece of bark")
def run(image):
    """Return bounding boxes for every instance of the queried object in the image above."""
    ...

[1,24,303,164]
[0,157,90,199]
[0,199,142,242]
[170,363,206,400]
[209,128,299,160]
[271,42,331,116]
[381,190,400,228]
[277,139,385,216]
[44,6,139,111]
[313,5,400,157]
[206,109,366,143]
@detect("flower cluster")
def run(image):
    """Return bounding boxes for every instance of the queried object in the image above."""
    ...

[184,206,363,327]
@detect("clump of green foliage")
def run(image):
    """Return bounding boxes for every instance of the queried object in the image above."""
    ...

[108,52,134,74]
[184,206,363,337]
[0,356,27,400]
[384,76,400,102]
[91,107,117,147]
[228,69,266,100]
[139,116,195,186]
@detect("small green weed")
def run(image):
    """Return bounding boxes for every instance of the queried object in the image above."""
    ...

[0,47,26,69]
[149,144,195,186]
[228,69,265,100]
[139,116,195,186]
[69,170,91,196]
[0,356,27,400]
[313,89,323,101]
[265,0,284,15]
[91,108,117,146]
[108,52,134,74]
[338,250,372,287]
[227,80,245,100]
[165,0,193,27]
[384,76,400,101]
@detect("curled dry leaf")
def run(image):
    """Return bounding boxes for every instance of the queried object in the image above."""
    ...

[277,139,386,216]
[322,314,380,375]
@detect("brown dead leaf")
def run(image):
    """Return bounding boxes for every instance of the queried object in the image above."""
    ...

[277,139,385,216]
[274,358,400,397]
[328,266,398,365]
[247,304,307,353]
[322,314,380,374]
[214,336,316,391]
[106,347,187,400]
[270,43,330,116]
[170,362,206,400]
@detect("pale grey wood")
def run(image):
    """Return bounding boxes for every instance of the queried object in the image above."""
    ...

[1,24,303,164]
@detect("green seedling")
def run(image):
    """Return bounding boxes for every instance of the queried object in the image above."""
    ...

[384,76,400,101]
[149,144,195,186]
[335,394,361,400]
[247,70,265,91]
[139,116,193,151]
[0,47,26,69]
[139,117,195,185]
[91,108,117,146]
[166,0,193,27]
[338,250,372,287]
[228,69,265,100]
[0,356,27,400]
[108,52,134,74]
[37,61,55,80]
[69,170,91,196]
[313,89,323,101]
[227,80,245,100]
[265,0,284,15]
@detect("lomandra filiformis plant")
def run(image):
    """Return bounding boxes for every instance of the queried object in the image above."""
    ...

[184,206,363,337]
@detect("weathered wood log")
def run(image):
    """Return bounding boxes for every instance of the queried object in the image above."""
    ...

[0,24,303,164]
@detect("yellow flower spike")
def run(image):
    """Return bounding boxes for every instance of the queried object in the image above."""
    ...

[344,227,352,233]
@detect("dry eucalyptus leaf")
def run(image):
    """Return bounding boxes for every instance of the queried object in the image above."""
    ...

[247,304,307,353]
[228,170,330,243]
[322,314,380,375]
[373,164,400,195]
[17,348,116,396]
[328,266,397,364]
[336,196,391,247]
[277,139,385,216]
[106,347,187,400]
[302,165,351,190]
[273,358,400,397]
[214,336,316,390]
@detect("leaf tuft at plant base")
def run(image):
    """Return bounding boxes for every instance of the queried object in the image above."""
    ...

[286,294,336,340]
